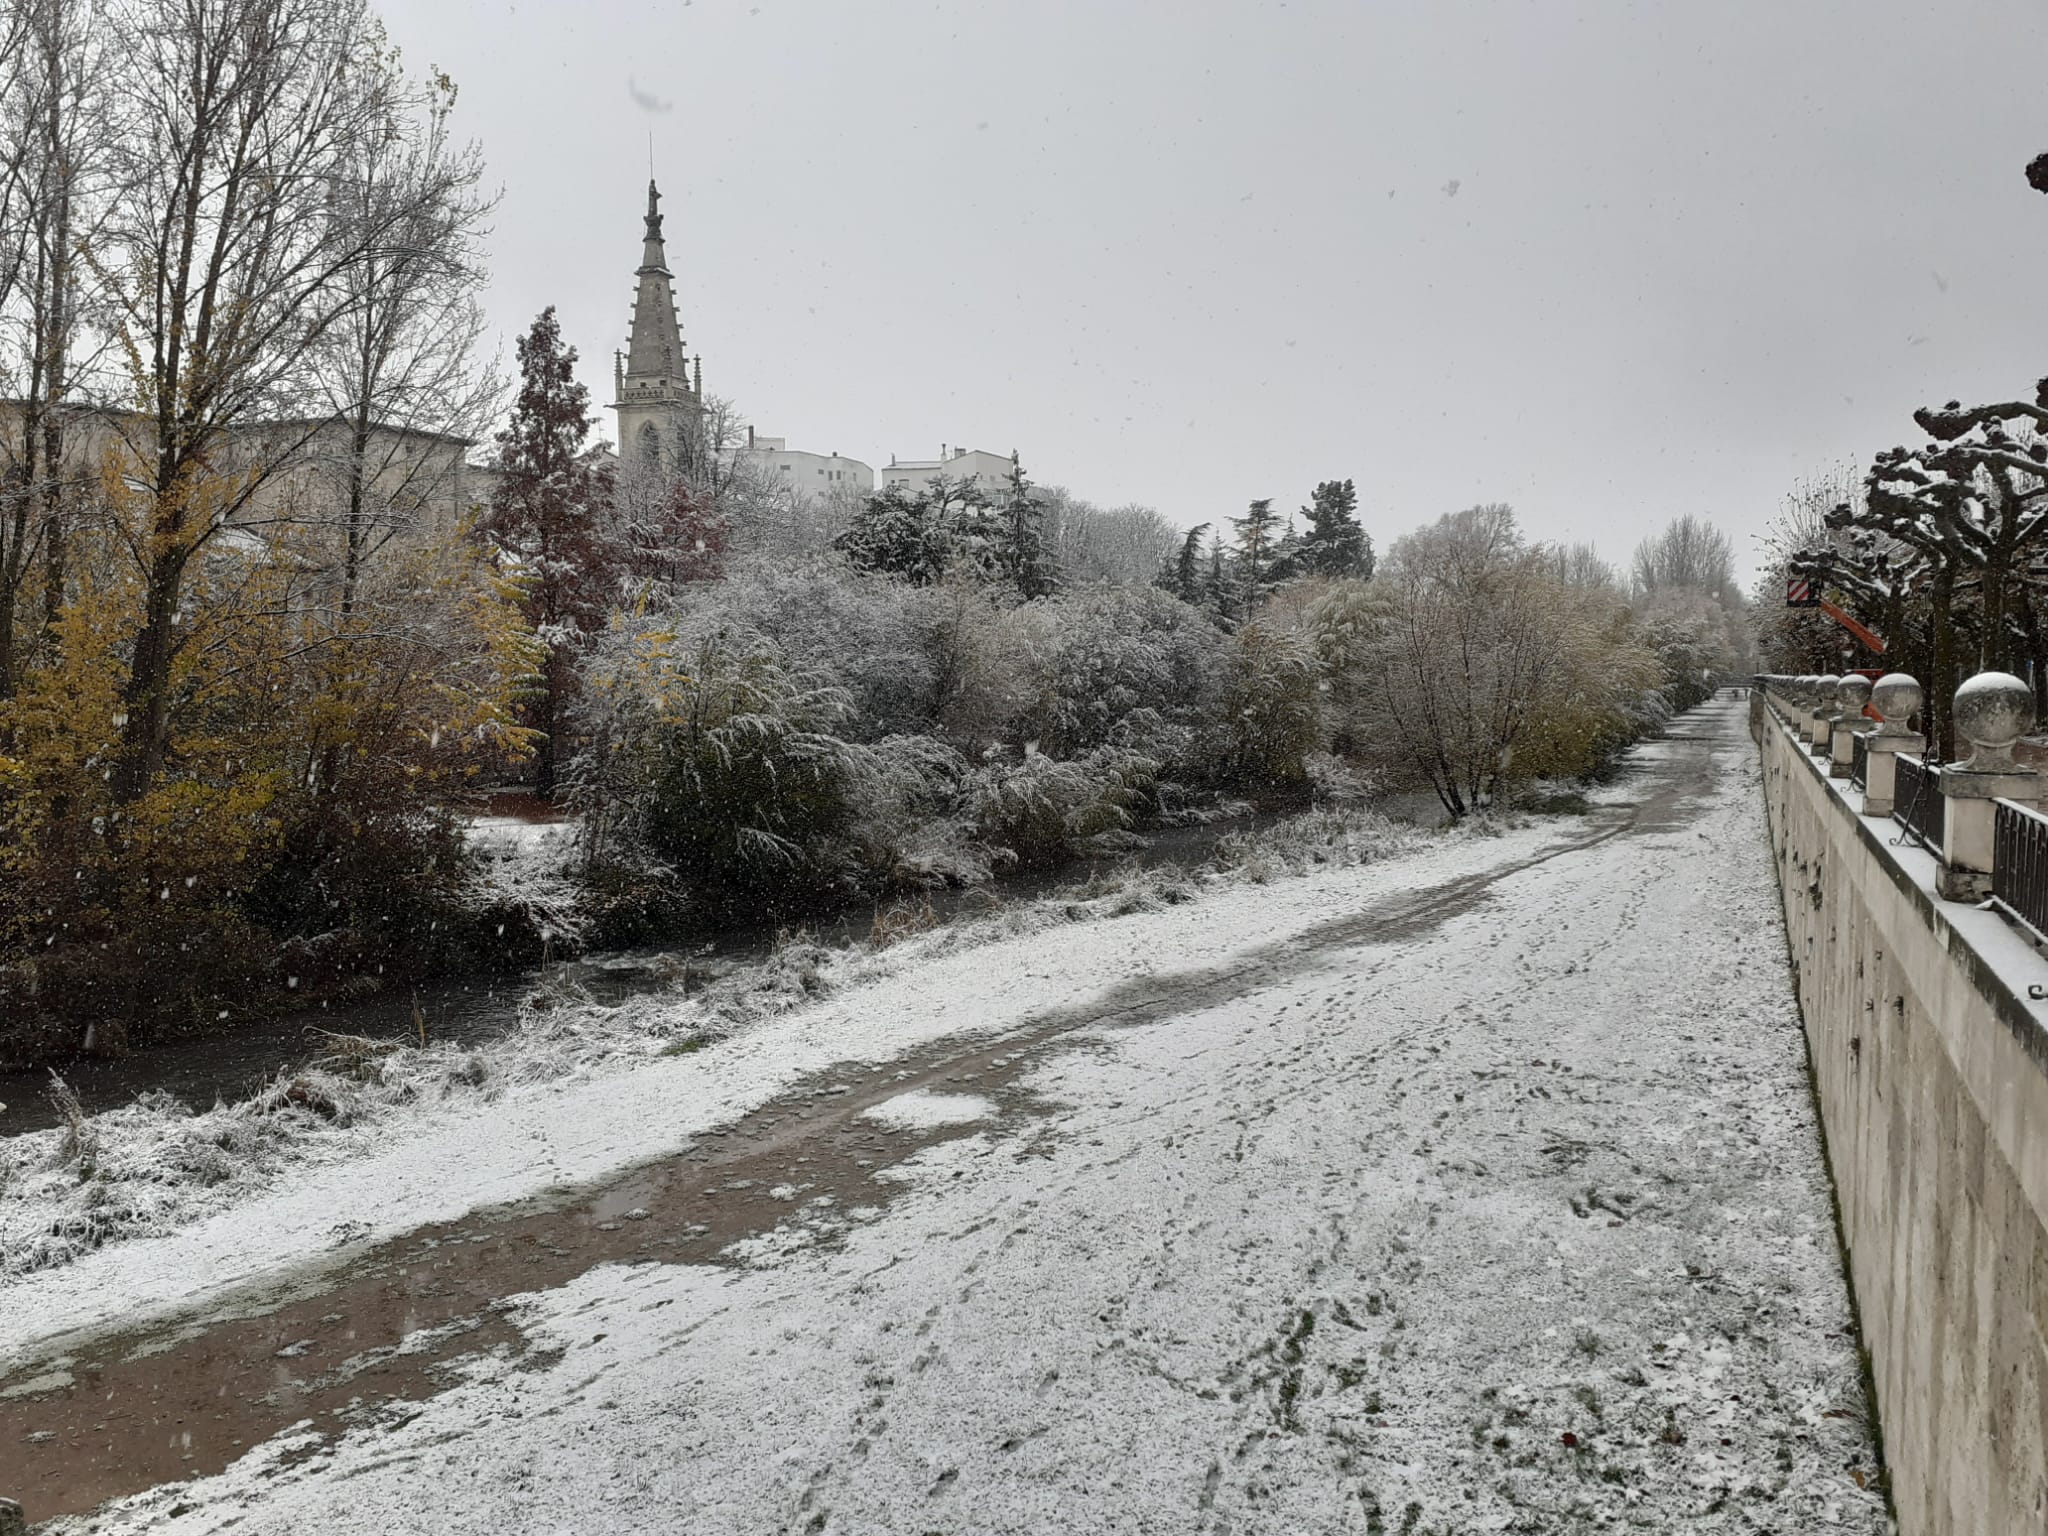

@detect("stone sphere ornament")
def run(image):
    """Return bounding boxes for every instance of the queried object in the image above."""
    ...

[1837,674,1872,716]
[1952,671,2036,773]
[1871,673,1922,734]
[1813,675,1842,716]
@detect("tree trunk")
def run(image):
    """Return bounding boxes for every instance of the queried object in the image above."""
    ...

[113,546,187,802]
[36,28,71,666]
[1931,568,1957,762]
[0,465,29,701]
[1982,549,2010,673]
[535,647,562,801]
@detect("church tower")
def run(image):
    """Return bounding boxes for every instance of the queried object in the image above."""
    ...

[611,179,701,466]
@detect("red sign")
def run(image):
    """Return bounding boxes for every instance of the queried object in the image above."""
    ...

[1787,578,1819,608]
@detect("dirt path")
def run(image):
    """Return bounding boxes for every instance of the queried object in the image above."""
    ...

[5,703,1888,1533]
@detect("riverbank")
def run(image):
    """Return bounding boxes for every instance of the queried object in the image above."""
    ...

[0,795,1302,1129]
[0,800,1437,1282]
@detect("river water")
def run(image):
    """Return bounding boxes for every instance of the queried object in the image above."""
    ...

[0,810,1308,1136]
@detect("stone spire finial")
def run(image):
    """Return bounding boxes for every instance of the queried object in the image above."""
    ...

[645,179,663,243]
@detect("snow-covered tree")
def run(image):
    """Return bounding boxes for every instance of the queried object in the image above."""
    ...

[1229,498,1283,605]
[1314,505,1660,816]
[1296,479,1373,580]
[483,306,616,800]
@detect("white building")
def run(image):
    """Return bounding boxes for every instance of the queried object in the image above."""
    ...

[880,445,1019,496]
[740,429,873,497]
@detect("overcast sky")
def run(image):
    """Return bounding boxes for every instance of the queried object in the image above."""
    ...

[378,0,2048,586]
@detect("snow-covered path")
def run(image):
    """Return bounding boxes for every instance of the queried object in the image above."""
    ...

[22,701,1887,1533]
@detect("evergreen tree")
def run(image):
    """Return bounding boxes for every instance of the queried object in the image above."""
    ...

[1298,478,1372,579]
[1230,498,1283,607]
[483,307,615,800]
[1266,513,1306,584]
[837,485,933,582]
[1157,522,1210,601]
[1000,452,1055,599]
[837,476,1001,587]
[1204,531,1236,621]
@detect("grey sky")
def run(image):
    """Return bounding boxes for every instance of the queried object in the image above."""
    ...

[378,0,2048,586]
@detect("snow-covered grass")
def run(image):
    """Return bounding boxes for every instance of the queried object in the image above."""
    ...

[0,802,1441,1287]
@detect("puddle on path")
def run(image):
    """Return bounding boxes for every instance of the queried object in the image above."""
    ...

[0,1029,1067,1524]
[0,710,1726,1525]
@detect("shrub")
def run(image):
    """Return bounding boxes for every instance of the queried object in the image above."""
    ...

[1209,623,1322,788]
[970,746,1158,870]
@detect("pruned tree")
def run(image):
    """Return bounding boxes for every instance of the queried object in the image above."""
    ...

[1812,383,2048,749]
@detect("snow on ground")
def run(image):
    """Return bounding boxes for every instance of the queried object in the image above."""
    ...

[1,804,1515,1362]
[0,804,1427,1285]
[26,701,1889,1533]
[860,1088,998,1130]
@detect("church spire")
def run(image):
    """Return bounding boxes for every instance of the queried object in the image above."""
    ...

[621,177,690,396]
[613,177,701,459]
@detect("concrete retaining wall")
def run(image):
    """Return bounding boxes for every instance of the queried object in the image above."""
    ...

[1753,695,2048,1534]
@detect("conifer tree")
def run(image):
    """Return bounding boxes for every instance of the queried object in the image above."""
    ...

[484,307,615,800]
[1001,453,1055,599]
[1298,478,1372,579]
[1156,522,1210,601]
[1205,531,1236,621]
[1230,498,1283,607]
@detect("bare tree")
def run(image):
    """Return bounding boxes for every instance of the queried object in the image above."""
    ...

[1037,486,1180,586]
[1549,541,1620,591]
[296,58,498,619]
[1630,514,1736,600]
[96,0,464,800]
[1333,505,1629,817]
[0,0,108,696]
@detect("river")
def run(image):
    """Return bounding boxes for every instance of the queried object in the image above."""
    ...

[0,808,1320,1135]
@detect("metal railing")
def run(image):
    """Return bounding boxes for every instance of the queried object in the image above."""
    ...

[1850,732,1868,789]
[1893,755,1943,854]
[1992,800,2048,945]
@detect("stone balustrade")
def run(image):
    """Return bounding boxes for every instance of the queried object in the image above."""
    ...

[1830,673,1871,778]
[1862,673,1923,817]
[1755,666,2048,908]
[1749,672,2048,1535]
